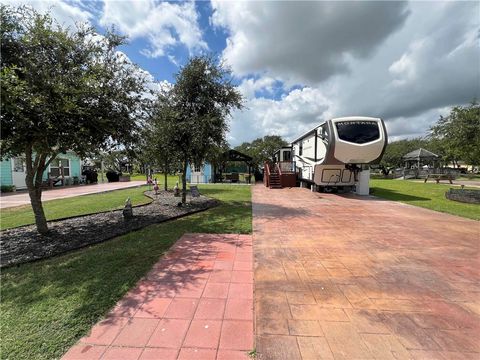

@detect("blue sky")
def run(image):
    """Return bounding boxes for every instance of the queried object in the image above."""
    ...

[8,0,480,146]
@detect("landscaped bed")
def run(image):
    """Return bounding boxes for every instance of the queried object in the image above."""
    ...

[1,190,217,267]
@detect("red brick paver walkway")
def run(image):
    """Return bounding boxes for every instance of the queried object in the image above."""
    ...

[253,186,480,359]
[62,233,254,360]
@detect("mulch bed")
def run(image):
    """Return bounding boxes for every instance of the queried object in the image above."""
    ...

[0,190,217,268]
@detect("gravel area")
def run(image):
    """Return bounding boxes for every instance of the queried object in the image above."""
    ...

[1,190,217,268]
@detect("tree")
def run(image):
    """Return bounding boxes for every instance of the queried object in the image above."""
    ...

[235,135,288,169]
[169,56,243,204]
[142,90,181,190]
[430,101,480,168]
[0,6,149,234]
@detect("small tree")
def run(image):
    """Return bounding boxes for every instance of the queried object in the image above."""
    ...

[142,90,181,190]
[169,56,243,204]
[0,6,148,234]
[430,101,480,169]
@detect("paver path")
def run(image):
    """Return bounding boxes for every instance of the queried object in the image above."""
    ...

[62,233,254,360]
[252,186,480,359]
[0,181,145,209]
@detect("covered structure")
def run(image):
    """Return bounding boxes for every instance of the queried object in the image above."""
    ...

[213,149,254,183]
[403,148,439,169]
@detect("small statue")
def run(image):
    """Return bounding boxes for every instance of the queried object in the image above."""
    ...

[153,179,159,195]
[174,181,180,197]
[123,197,133,219]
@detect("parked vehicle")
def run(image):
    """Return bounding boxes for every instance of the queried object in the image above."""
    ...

[290,116,387,192]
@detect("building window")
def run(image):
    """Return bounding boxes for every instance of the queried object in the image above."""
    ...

[283,151,291,161]
[299,143,303,156]
[50,158,70,177]
[193,164,202,173]
[13,157,25,172]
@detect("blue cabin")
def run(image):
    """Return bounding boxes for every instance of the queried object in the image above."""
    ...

[186,162,213,184]
[0,152,83,190]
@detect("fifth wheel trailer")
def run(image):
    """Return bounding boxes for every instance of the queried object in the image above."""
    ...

[290,116,387,193]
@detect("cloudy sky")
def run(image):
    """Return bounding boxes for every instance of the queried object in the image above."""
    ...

[10,0,480,146]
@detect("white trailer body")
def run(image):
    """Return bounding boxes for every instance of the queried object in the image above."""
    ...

[291,116,387,191]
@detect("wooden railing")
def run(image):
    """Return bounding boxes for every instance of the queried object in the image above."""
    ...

[277,161,295,173]
[264,161,271,187]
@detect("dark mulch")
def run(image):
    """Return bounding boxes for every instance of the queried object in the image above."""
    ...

[0,190,217,268]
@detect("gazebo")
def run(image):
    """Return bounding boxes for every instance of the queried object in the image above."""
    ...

[213,149,254,183]
[403,148,439,170]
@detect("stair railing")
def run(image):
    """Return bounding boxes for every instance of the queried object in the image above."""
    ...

[264,161,271,187]
[276,162,282,176]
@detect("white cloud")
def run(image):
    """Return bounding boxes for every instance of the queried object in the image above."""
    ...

[211,1,409,84]
[4,0,93,27]
[237,76,277,100]
[100,0,207,59]
[216,1,479,145]
[229,86,334,145]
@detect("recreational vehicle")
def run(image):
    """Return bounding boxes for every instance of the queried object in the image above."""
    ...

[290,116,387,192]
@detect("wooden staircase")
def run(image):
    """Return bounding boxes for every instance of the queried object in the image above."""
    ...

[268,172,282,189]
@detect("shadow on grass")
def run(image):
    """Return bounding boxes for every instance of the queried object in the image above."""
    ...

[370,187,430,202]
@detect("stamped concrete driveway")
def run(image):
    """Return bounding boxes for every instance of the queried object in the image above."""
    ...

[253,185,480,359]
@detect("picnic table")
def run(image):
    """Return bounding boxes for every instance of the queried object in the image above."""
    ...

[424,174,455,184]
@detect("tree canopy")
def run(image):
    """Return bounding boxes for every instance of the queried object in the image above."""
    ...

[235,135,288,169]
[0,6,149,233]
[430,101,480,167]
[167,55,243,203]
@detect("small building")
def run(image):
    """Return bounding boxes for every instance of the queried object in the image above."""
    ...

[186,162,213,184]
[186,150,254,184]
[0,152,83,190]
[403,148,439,169]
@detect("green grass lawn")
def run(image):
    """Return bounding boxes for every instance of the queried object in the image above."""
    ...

[130,172,180,184]
[0,184,252,360]
[0,186,153,230]
[370,179,479,220]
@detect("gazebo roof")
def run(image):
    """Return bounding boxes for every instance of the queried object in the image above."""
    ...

[403,148,439,160]
[223,149,253,162]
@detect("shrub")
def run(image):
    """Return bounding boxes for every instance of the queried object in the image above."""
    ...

[1,185,16,192]
[82,169,98,184]
[106,170,121,182]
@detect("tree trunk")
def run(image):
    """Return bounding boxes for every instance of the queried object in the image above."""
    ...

[25,149,49,235]
[182,158,188,204]
[28,186,48,234]
[164,159,168,191]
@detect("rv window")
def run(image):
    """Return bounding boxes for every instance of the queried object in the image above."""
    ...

[335,121,380,144]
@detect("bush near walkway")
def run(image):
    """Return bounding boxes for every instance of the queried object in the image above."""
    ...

[370,179,479,220]
[0,184,251,360]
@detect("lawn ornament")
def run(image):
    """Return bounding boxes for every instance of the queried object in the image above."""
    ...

[123,197,133,219]
[174,182,180,197]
